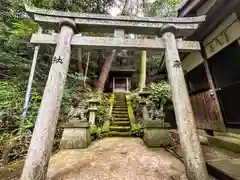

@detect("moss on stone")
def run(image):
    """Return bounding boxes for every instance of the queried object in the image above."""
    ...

[102,120,110,133]
[125,94,135,127]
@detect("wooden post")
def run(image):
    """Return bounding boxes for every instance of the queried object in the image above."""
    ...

[20,19,76,180]
[139,50,147,91]
[126,77,129,92]
[161,24,208,180]
[202,55,226,131]
[113,77,115,92]
[21,27,42,124]
[76,48,84,75]
[84,52,90,88]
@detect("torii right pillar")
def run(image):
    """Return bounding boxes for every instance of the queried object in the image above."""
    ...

[161,25,209,180]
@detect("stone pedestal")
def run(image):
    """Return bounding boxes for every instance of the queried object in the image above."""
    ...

[139,91,151,121]
[88,99,99,125]
[143,120,171,147]
[60,119,91,149]
[88,107,97,125]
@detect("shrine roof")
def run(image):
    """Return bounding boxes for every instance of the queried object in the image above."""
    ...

[110,68,136,77]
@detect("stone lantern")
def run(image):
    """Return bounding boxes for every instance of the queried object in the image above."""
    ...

[88,99,100,125]
[139,90,151,121]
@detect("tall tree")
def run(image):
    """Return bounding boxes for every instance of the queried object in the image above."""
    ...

[96,50,116,90]
[147,0,181,17]
[96,0,130,91]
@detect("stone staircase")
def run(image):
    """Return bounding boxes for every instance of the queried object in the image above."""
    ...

[109,93,131,137]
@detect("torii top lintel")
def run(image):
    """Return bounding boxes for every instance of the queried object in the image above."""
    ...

[25,4,205,37]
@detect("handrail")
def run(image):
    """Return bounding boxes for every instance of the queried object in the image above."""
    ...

[108,93,115,117]
[102,93,114,134]
[125,94,135,126]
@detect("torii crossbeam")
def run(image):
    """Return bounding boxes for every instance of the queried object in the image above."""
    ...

[21,4,209,180]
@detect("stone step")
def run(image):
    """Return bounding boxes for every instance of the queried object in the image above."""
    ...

[112,111,129,115]
[112,114,129,118]
[207,158,240,180]
[113,107,128,110]
[208,136,240,153]
[114,102,126,105]
[114,104,126,107]
[113,106,127,109]
[111,121,130,126]
[110,126,131,132]
[112,110,128,113]
[108,131,131,137]
[113,117,129,121]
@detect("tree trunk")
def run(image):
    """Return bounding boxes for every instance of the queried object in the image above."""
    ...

[138,50,147,91]
[96,50,116,91]
[20,21,75,180]
[84,52,90,88]
[76,48,84,75]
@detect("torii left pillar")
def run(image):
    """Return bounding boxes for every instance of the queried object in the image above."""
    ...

[20,19,76,180]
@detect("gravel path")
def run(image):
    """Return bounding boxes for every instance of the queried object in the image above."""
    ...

[47,137,185,180]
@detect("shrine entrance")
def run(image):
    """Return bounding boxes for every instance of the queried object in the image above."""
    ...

[21,4,209,180]
[113,77,128,92]
[110,69,135,93]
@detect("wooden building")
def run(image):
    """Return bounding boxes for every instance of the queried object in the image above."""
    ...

[105,52,137,93]
[178,0,240,131]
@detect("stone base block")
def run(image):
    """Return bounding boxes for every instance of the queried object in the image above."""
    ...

[60,122,91,149]
[208,135,240,153]
[143,120,171,147]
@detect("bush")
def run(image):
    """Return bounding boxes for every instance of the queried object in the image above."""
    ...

[129,81,172,122]
[0,81,42,163]
[148,81,172,108]
[131,123,144,137]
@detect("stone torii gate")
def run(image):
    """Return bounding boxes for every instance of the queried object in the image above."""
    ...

[21,4,208,180]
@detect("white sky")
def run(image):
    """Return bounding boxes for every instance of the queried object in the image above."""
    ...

[109,7,121,16]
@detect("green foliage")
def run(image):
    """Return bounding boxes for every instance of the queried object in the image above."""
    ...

[147,0,181,17]
[89,124,98,134]
[29,0,114,13]
[125,94,135,124]
[96,93,112,126]
[0,81,41,133]
[131,123,144,137]
[108,94,115,104]
[102,120,110,133]
[0,81,41,162]
[128,81,172,121]
[148,81,172,108]
[11,19,38,38]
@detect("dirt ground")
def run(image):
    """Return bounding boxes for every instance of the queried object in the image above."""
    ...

[47,137,185,180]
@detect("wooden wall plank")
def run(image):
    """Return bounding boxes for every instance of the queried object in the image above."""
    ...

[190,90,223,131]
[204,19,240,58]
[182,52,204,73]
[203,13,238,46]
